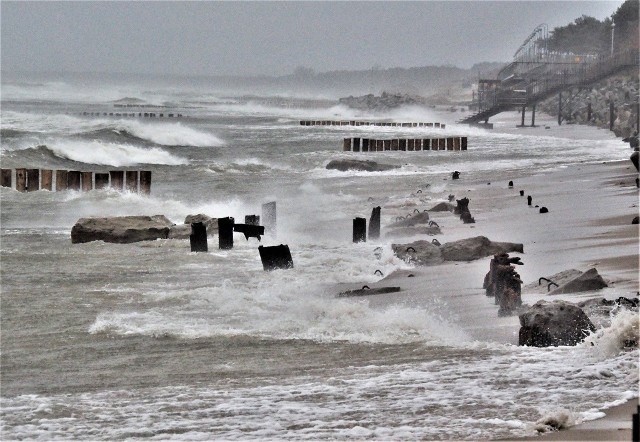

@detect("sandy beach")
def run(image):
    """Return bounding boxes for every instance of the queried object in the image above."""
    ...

[333,114,639,440]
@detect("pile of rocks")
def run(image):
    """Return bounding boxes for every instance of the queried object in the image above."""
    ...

[338,92,427,112]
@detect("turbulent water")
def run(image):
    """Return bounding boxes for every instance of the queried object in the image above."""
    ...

[1,73,637,440]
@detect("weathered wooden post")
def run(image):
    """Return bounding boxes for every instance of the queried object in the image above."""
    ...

[26,169,39,192]
[407,139,415,151]
[81,172,93,192]
[1,169,11,188]
[414,139,422,151]
[56,170,68,191]
[520,106,526,127]
[15,169,27,192]
[391,139,399,151]
[368,206,381,240]
[440,138,447,150]
[245,215,260,225]
[558,92,562,126]
[531,105,536,127]
[435,123,440,128]
[423,139,431,151]
[190,222,208,252]
[126,170,138,192]
[343,138,352,152]
[447,137,454,150]
[258,244,294,271]
[461,137,468,150]
[453,137,460,151]
[376,139,383,151]
[218,217,234,249]
[362,139,369,151]
[95,173,109,189]
[384,140,391,151]
[262,201,276,237]
[353,138,361,151]
[110,171,124,190]
[353,217,366,243]
[609,101,615,132]
[139,171,151,194]
[68,171,81,191]
[41,170,53,191]
[399,139,407,151]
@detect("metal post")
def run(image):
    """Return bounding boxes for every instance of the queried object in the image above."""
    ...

[558,92,562,126]
[531,105,536,127]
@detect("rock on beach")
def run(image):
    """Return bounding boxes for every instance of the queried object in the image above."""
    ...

[71,215,173,244]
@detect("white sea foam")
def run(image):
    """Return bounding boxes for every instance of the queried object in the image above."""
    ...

[112,120,224,147]
[45,140,187,166]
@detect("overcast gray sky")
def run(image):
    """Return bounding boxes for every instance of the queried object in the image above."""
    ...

[1,1,623,76]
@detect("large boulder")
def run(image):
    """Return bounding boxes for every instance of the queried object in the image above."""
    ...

[168,224,192,239]
[392,240,444,266]
[184,214,219,234]
[519,300,596,347]
[440,236,523,261]
[428,202,455,212]
[548,268,608,295]
[326,159,399,172]
[71,215,173,244]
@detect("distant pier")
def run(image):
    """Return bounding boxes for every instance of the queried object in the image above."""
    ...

[300,120,445,128]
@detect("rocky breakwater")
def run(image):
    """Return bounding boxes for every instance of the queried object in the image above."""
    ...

[338,92,427,112]
[392,236,523,264]
[537,73,639,138]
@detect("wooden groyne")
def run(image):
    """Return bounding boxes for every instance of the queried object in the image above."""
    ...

[1,168,152,194]
[300,120,445,128]
[342,137,467,152]
[81,112,183,118]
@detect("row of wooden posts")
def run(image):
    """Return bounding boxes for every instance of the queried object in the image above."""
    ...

[1,169,152,194]
[81,112,183,118]
[343,137,468,152]
[300,120,445,128]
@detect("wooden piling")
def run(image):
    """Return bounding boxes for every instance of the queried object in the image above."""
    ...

[353,138,361,151]
[1,169,11,188]
[258,244,294,271]
[81,171,93,192]
[15,168,27,192]
[344,138,352,152]
[453,137,460,151]
[126,170,138,192]
[190,222,208,252]
[423,139,431,151]
[362,139,370,151]
[435,123,440,128]
[376,139,383,151]
[414,139,422,151]
[407,139,415,151]
[446,138,454,150]
[26,169,39,192]
[139,171,152,194]
[56,170,68,191]
[41,169,53,191]
[399,139,407,151]
[218,217,235,249]
[461,137,468,150]
[67,171,81,191]
[368,206,381,240]
[383,140,391,151]
[391,139,399,151]
[353,217,366,243]
[245,215,260,226]
[609,101,615,131]
[439,138,446,150]
[95,173,109,189]
[110,171,124,190]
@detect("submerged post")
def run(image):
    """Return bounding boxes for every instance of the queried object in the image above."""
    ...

[190,222,208,252]
[68,171,81,191]
[218,217,235,249]
[109,171,124,191]
[95,173,109,189]
[531,105,536,127]
[139,171,152,194]
[126,170,138,192]
[368,206,381,240]
[558,92,562,126]
[609,101,615,132]
[353,217,366,243]
[343,138,352,152]
[258,244,294,271]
